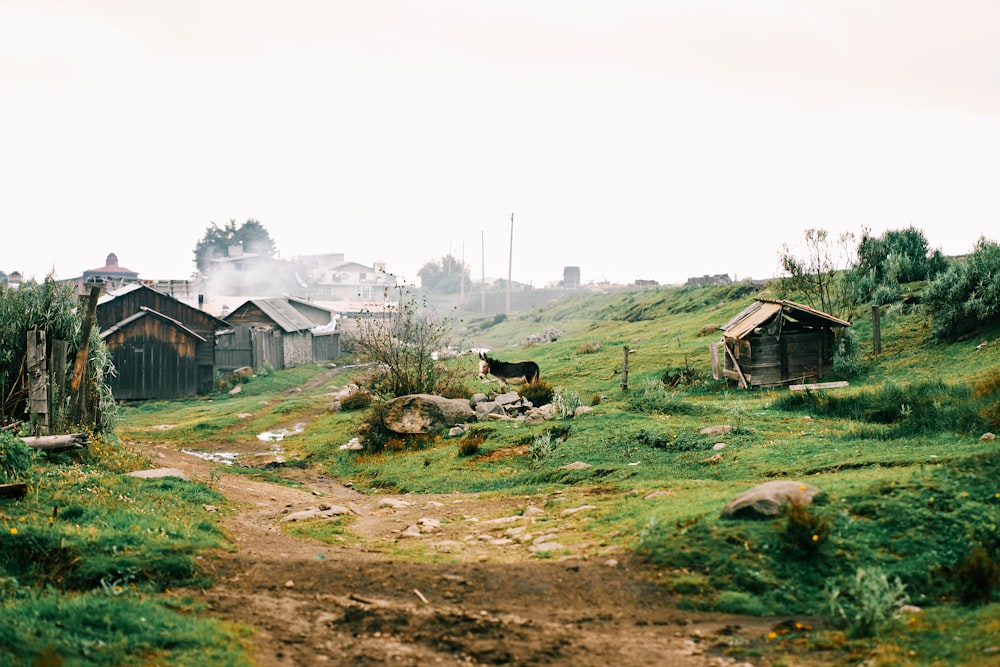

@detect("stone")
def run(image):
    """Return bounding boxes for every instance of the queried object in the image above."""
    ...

[721,480,822,519]
[382,394,474,434]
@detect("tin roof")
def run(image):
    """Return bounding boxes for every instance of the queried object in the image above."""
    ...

[720,298,850,341]
[233,297,317,333]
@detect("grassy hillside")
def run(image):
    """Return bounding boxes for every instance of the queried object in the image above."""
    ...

[17,282,999,665]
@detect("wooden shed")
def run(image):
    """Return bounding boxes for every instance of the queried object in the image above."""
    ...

[714,298,850,389]
[222,297,318,372]
[97,284,231,397]
[100,308,206,400]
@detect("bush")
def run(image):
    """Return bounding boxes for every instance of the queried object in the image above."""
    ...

[781,503,830,559]
[340,390,373,411]
[833,329,863,378]
[529,432,556,461]
[924,237,1000,340]
[520,380,554,407]
[0,432,36,484]
[824,567,909,638]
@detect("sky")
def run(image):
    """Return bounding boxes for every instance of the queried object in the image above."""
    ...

[3,1,1000,289]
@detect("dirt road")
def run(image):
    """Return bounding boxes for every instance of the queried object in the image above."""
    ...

[143,437,802,667]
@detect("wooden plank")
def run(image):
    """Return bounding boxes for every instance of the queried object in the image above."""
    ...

[723,343,749,389]
[789,381,849,391]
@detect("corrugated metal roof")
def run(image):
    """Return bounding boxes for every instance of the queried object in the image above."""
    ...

[244,298,317,333]
[720,299,850,341]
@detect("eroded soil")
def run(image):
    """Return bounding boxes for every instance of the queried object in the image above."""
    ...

[133,373,824,666]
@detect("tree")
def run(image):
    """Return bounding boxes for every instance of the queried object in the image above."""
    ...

[417,254,470,294]
[193,219,277,273]
[923,237,1000,341]
[778,228,858,321]
[852,226,947,304]
[350,286,462,398]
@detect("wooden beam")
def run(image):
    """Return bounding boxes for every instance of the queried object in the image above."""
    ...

[789,381,849,391]
[723,343,749,389]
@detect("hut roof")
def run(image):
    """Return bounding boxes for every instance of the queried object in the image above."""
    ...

[721,299,850,341]
[99,306,207,342]
[228,297,316,333]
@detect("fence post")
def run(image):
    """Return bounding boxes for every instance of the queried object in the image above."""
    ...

[28,330,49,435]
[620,345,630,391]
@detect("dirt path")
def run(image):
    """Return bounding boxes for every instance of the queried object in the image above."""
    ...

[136,439,815,667]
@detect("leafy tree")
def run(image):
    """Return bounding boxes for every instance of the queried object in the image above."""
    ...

[777,228,858,321]
[852,226,947,304]
[193,219,277,273]
[923,237,1000,341]
[350,286,461,398]
[417,254,470,294]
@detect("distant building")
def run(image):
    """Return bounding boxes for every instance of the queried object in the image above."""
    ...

[685,274,732,287]
[563,266,580,288]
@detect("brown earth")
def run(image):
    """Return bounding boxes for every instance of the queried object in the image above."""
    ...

[133,373,829,667]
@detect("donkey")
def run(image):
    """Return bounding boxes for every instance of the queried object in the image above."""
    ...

[478,352,540,390]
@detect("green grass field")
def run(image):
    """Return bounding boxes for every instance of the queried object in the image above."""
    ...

[5,282,999,665]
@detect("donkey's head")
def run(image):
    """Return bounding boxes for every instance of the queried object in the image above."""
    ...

[478,352,490,380]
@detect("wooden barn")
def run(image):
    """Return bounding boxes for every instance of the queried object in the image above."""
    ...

[220,297,337,373]
[100,308,206,399]
[97,284,231,398]
[714,298,850,389]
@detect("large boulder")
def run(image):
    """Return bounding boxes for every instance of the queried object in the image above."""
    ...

[382,394,474,434]
[721,480,822,519]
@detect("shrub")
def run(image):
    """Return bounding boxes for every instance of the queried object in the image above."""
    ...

[832,329,863,378]
[781,503,830,559]
[824,567,909,638]
[520,380,554,407]
[924,237,1000,340]
[529,432,556,461]
[0,432,36,484]
[340,390,373,411]
[953,547,1000,605]
[576,341,602,354]
[626,378,701,416]
[552,386,581,418]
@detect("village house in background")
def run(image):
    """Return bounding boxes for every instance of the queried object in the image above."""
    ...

[218,296,339,374]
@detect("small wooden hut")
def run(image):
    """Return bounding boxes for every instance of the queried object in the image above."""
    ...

[97,284,231,397]
[715,298,850,389]
[100,308,206,399]
[222,297,318,372]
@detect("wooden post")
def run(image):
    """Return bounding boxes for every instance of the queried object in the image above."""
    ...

[51,339,68,431]
[27,330,49,435]
[69,286,101,425]
[871,304,881,356]
[620,345,630,391]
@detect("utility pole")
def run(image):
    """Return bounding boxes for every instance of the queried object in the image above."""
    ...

[506,213,513,315]
[480,231,486,314]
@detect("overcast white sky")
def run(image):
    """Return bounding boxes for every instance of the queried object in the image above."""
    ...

[3,1,999,288]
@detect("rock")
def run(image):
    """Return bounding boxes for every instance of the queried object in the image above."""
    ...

[559,461,591,470]
[574,405,594,417]
[721,481,822,519]
[382,394,474,434]
[699,425,731,436]
[281,506,352,522]
[712,442,727,450]
[561,505,596,516]
[982,432,996,441]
